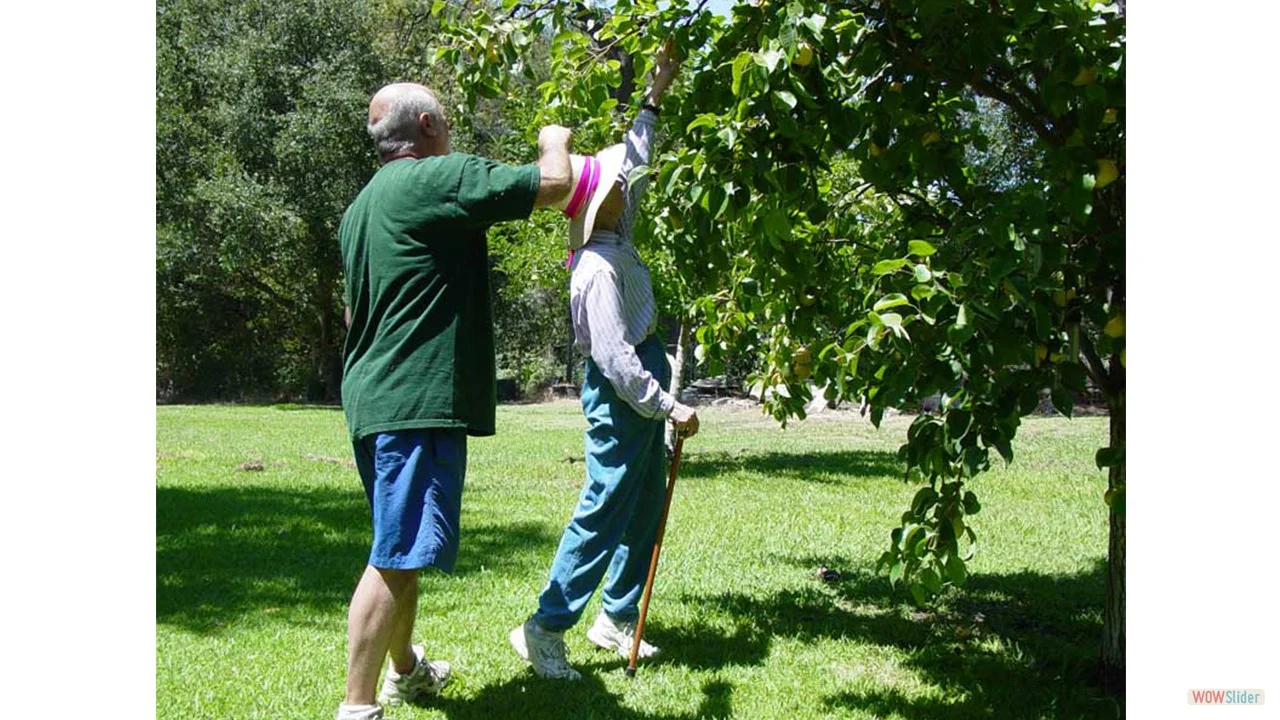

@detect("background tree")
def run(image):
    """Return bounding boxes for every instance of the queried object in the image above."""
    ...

[158,0,386,400]
[157,0,575,401]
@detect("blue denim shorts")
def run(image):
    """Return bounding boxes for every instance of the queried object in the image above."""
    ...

[352,428,467,571]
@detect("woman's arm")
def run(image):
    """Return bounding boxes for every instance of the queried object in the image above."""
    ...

[616,39,681,235]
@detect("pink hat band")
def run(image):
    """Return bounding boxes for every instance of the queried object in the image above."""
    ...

[563,155,601,220]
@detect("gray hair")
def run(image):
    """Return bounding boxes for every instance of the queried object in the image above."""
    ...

[367,84,447,157]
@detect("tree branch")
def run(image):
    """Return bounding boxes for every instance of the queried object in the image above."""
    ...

[891,190,953,229]
[682,0,712,27]
[825,237,883,251]
[969,72,1062,146]
[508,0,556,20]
[1077,329,1110,392]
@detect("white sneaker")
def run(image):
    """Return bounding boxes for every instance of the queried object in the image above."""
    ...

[586,611,661,659]
[509,618,583,680]
[336,703,388,720]
[377,644,451,706]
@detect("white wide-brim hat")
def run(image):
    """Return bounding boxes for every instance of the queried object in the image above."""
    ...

[552,144,626,251]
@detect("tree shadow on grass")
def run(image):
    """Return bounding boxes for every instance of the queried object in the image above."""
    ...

[642,557,1121,719]
[428,672,734,720]
[678,449,902,484]
[156,485,557,633]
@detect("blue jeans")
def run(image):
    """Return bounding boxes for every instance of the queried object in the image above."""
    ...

[534,337,670,631]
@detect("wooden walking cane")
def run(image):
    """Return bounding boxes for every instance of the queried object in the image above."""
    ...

[626,435,685,677]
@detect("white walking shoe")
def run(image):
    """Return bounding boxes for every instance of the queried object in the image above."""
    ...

[586,611,661,659]
[336,703,388,720]
[377,644,451,706]
[509,618,583,680]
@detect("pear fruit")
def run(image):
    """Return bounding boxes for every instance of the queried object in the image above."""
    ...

[1096,159,1119,189]
[794,43,815,67]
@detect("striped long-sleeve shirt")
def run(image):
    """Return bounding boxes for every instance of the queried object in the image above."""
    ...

[568,108,675,419]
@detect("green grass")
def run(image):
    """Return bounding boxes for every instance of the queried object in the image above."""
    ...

[157,402,1120,719]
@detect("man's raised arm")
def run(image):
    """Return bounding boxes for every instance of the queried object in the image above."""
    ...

[534,125,573,207]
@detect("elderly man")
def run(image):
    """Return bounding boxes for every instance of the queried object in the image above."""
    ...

[335,82,572,720]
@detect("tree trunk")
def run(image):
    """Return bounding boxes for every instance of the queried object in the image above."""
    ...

[1101,389,1125,691]
[664,318,688,454]
[314,254,343,403]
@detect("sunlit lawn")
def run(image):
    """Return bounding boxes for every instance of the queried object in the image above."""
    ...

[157,402,1119,719]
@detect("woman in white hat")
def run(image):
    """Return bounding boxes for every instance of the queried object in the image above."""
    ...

[510,38,699,680]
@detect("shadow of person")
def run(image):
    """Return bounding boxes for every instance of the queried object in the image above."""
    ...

[424,670,734,720]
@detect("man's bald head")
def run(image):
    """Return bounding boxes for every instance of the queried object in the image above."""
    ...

[367,83,450,160]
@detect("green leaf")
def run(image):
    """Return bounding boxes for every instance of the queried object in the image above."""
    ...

[909,582,928,607]
[920,566,943,593]
[962,490,981,515]
[1095,446,1124,469]
[874,293,910,311]
[889,559,905,586]
[1007,224,1025,251]
[431,0,445,15]
[900,523,923,552]
[1051,386,1074,417]
[755,48,784,73]
[625,164,651,191]
[908,240,937,256]
[911,284,935,301]
[873,259,908,275]
[911,486,939,516]
[913,264,932,283]
[879,312,903,328]
[686,114,718,133]
[717,126,737,149]
[731,51,752,96]
[775,90,797,109]
[962,527,978,561]
[802,13,827,35]
[763,208,790,241]
[663,164,685,198]
[944,552,967,585]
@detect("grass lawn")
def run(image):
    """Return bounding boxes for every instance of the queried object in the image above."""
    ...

[157,402,1120,719]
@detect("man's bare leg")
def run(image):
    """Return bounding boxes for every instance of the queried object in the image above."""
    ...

[343,565,419,705]
[386,572,419,674]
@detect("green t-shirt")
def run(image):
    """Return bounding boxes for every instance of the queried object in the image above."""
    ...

[338,153,541,440]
